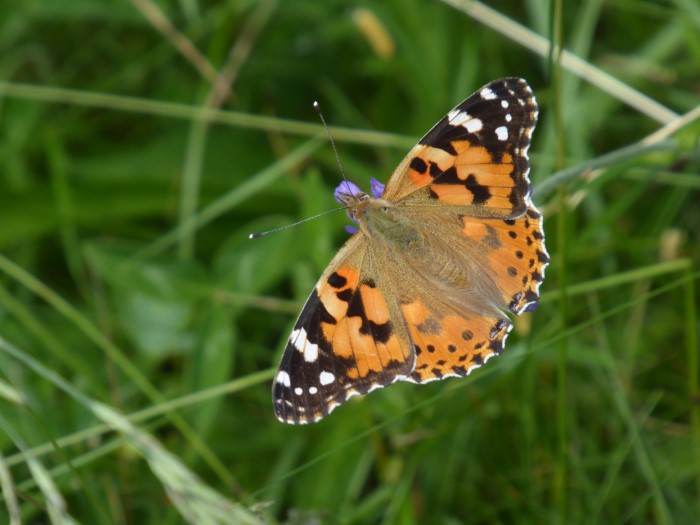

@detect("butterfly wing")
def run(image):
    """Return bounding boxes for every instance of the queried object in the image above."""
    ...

[382,77,537,219]
[460,204,548,314]
[388,202,547,384]
[273,235,416,424]
[399,284,512,384]
[378,77,547,383]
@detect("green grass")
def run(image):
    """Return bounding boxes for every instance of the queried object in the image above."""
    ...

[1,0,699,523]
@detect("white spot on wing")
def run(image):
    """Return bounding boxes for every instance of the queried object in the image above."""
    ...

[447,109,467,125]
[294,387,303,395]
[448,110,482,133]
[495,126,508,141]
[276,371,291,387]
[319,371,335,385]
[309,386,318,394]
[480,87,496,100]
[505,113,512,122]
[291,327,319,362]
[501,99,509,108]
[465,118,483,133]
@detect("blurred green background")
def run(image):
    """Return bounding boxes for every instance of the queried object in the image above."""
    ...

[1,0,699,523]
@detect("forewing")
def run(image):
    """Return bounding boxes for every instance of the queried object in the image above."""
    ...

[273,235,415,424]
[382,77,538,219]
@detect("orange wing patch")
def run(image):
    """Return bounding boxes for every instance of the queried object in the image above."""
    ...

[462,205,549,314]
[382,77,537,219]
[414,141,527,217]
[322,273,411,380]
[390,142,524,216]
[317,266,359,325]
[400,299,511,383]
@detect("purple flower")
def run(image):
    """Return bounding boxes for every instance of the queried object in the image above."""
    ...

[370,178,385,198]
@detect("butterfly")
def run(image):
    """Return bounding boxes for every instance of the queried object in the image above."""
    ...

[273,77,548,424]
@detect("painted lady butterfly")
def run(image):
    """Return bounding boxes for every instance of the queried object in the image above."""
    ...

[273,78,548,424]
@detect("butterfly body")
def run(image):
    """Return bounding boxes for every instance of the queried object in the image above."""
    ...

[357,199,422,250]
[273,78,549,424]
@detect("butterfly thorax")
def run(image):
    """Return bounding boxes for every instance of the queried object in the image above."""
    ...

[357,198,416,244]
[356,197,472,288]
[338,189,423,253]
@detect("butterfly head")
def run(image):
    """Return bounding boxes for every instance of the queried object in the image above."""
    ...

[334,178,386,234]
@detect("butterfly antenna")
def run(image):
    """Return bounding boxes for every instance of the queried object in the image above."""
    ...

[250,102,354,240]
[313,101,354,196]
[249,205,348,239]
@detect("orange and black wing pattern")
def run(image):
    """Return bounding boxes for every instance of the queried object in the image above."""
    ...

[273,238,415,424]
[383,77,538,220]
